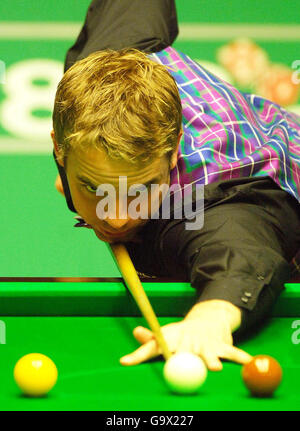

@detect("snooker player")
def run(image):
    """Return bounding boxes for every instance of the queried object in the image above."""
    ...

[51,0,300,371]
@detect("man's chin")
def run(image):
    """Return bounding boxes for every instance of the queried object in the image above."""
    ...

[93,228,130,243]
[93,220,149,243]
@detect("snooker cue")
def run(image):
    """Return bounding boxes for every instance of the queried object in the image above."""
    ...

[108,243,172,361]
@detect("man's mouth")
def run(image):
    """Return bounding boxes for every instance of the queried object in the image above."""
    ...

[104,230,130,237]
[95,228,131,239]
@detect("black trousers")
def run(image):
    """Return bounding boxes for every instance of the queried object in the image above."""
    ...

[64,0,178,72]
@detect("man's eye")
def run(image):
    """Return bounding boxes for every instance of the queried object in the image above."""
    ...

[86,184,97,193]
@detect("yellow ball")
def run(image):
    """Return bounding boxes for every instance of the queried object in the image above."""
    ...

[13,353,58,397]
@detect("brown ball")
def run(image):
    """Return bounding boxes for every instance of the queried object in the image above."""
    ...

[242,355,282,397]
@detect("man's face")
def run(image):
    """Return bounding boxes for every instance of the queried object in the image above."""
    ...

[64,146,173,243]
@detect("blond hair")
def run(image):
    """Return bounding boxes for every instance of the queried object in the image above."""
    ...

[52,48,182,166]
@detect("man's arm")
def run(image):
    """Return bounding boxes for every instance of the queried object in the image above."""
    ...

[120,179,300,368]
[154,178,300,335]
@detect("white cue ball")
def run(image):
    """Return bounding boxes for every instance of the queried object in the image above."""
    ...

[163,352,207,394]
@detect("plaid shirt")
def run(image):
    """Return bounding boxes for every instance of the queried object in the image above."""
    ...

[148,47,300,276]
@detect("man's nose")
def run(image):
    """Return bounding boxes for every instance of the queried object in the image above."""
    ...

[103,198,131,230]
[105,218,130,230]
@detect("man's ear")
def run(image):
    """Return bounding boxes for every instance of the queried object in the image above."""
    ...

[51,129,64,168]
[170,128,183,170]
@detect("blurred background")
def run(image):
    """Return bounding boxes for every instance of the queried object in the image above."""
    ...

[0,0,299,277]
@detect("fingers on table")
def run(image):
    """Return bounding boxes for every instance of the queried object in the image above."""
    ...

[227,346,253,364]
[120,338,160,366]
[133,326,154,345]
[202,345,253,371]
[176,339,253,371]
[120,325,253,370]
